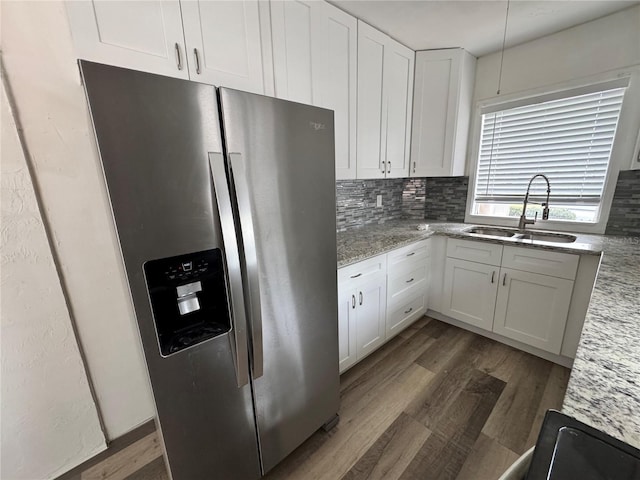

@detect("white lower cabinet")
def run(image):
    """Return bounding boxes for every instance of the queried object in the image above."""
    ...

[354,274,388,359]
[440,239,577,355]
[338,285,358,372]
[442,258,498,331]
[493,268,573,355]
[385,240,430,338]
[338,271,387,373]
[386,293,426,338]
[337,240,430,373]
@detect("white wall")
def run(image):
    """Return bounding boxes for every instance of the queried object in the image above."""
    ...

[474,5,640,101]
[468,5,640,232]
[0,81,106,479]
[1,0,154,442]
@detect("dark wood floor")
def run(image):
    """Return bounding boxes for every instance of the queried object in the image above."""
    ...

[74,317,570,480]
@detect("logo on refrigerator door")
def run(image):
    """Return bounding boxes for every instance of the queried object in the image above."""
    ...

[309,121,326,131]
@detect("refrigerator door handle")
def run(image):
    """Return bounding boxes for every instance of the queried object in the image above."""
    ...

[209,152,250,388]
[229,153,264,379]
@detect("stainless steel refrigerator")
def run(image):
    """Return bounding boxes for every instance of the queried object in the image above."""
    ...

[80,61,339,479]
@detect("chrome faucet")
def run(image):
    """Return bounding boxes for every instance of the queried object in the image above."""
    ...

[518,174,551,230]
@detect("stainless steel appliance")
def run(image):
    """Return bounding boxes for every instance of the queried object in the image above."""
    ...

[80,61,339,479]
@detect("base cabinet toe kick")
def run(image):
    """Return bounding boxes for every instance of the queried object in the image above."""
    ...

[337,236,600,371]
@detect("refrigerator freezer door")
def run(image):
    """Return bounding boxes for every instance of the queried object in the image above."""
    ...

[219,89,340,473]
[80,62,261,480]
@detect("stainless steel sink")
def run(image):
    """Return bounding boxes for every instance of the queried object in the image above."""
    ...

[513,232,577,243]
[464,226,517,238]
[463,226,577,244]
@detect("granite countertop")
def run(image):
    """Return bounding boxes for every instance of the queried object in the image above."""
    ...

[337,219,604,268]
[562,236,640,449]
[337,219,640,449]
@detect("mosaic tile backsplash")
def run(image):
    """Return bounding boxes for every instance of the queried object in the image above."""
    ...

[423,176,469,222]
[336,176,469,231]
[605,169,640,236]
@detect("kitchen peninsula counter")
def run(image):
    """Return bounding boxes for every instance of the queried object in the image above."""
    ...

[337,220,640,449]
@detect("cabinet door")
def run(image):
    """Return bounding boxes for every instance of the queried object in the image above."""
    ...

[384,41,414,178]
[270,0,321,104]
[356,21,387,179]
[65,1,188,79]
[355,274,387,360]
[442,258,499,330]
[320,3,357,180]
[338,287,357,373]
[410,49,475,177]
[493,268,573,354]
[181,0,266,93]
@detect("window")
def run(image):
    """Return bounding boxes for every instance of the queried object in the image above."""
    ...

[472,85,626,223]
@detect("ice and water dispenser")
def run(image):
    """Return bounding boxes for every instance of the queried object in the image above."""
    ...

[144,248,231,356]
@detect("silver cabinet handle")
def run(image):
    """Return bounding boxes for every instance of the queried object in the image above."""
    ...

[209,153,249,387]
[491,271,495,284]
[406,252,415,257]
[229,153,263,378]
[381,160,386,174]
[352,294,356,309]
[174,43,183,70]
[406,278,414,283]
[359,291,363,305]
[387,161,391,174]
[350,273,362,279]
[404,307,413,314]
[194,47,201,74]
[413,161,416,174]
[503,273,507,286]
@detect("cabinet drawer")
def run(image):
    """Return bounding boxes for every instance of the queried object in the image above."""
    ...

[447,238,503,266]
[339,253,387,286]
[387,240,430,270]
[501,246,578,280]
[388,264,427,305]
[386,293,426,337]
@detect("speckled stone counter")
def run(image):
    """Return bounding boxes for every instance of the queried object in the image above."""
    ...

[337,220,603,268]
[561,236,640,449]
[337,220,640,449]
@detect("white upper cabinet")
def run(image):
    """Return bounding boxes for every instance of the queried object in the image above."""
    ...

[320,4,357,180]
[66,1,189,79]
[384,41,414,178]
[270,0,320,104]
[66,0,269,93]
[271,1,357,179]
[357,23,387,180]
[410,48,476,177]
[181,1,267,94]
[357,21,414,179]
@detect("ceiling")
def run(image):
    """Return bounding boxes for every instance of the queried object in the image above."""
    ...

[329,1,640,56]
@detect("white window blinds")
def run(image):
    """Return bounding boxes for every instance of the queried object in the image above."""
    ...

[475,87,626,205]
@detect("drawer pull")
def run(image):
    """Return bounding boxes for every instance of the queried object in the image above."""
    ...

[406,278,414,283]
[404,307,413,314]
[359,291,363,305]
[406,252,416,257]
[350,273,363,279]
[351,295,356,309]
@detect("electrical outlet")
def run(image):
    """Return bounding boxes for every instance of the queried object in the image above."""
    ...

[376,194,383,208]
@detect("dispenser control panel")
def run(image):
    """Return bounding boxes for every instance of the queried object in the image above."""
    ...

[163,259,210,282]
